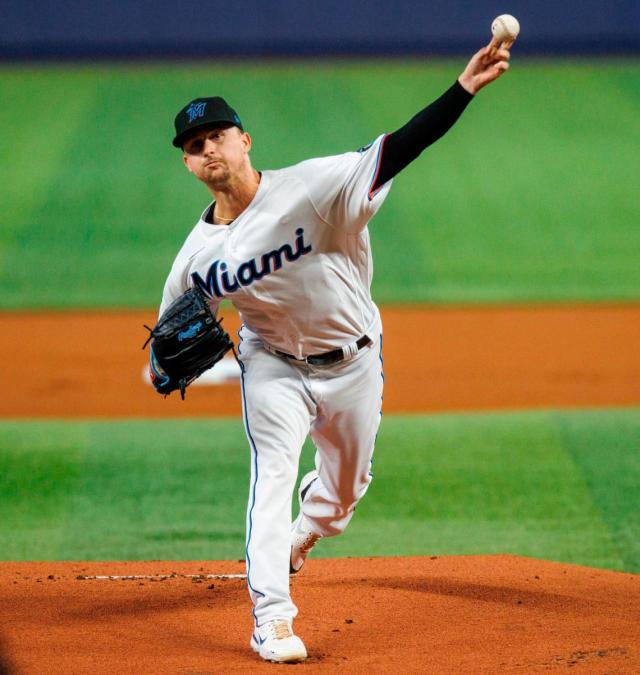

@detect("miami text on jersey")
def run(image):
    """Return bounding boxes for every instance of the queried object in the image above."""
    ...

[191,228,312,299]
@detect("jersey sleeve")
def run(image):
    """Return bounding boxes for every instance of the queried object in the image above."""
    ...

[296,133,392,234]
[158,269,185,317]
[158,249,222,317]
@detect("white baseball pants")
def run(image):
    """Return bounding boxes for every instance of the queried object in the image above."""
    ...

[237,322,384,626]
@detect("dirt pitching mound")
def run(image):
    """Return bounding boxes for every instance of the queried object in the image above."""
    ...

[1,555,637,673]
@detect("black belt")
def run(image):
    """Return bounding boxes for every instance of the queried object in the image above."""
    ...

[274,335,372,366]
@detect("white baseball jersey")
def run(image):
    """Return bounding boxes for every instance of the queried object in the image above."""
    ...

[160,134,392,357]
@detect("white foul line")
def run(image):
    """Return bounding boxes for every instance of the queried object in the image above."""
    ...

[76,573,247,581]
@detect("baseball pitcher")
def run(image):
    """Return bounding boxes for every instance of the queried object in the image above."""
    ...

[153,45,511,663]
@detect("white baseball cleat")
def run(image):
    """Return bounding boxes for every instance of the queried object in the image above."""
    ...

[250,618,307,663]
[290,470,322,574]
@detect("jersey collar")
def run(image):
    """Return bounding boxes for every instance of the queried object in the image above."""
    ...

[198,171,271,230]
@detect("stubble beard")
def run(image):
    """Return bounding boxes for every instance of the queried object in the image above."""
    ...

[203,163,232,190]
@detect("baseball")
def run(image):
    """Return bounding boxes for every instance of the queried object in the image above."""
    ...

[491,14,520,42]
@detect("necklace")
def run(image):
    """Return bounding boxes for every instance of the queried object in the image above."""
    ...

[212,206,235,224]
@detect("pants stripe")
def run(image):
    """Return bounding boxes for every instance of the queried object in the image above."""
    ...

[238,328,265,624]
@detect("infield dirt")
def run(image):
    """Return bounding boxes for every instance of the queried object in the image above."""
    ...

[3,303,640,417]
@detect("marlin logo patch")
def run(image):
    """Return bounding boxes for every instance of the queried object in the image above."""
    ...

[177,321,203,341]
[191,228,312,300]
[186,101,207,123]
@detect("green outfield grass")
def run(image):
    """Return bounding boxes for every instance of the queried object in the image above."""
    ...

[1,59,639,308]
[1,408,638,572]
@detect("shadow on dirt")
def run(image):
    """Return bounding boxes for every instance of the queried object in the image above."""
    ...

[318,575,601,613]
[0,635,16,675]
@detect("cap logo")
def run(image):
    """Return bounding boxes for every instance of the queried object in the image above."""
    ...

[186,102,207,124]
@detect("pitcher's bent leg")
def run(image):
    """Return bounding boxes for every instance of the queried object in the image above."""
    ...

[303,333,384,537]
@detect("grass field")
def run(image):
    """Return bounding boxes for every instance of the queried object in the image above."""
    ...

[1,409,638,572]
[1,59,639,308]
[2,59,638,578]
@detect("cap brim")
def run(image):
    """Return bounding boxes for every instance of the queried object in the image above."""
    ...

[172,119,243,148]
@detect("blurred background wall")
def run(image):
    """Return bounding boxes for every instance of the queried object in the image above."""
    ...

[3,0,640,59]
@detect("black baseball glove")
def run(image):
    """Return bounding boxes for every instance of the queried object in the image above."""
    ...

[142,287,235,399]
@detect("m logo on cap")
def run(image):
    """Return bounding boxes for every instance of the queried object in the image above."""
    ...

[186,102,207,124]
